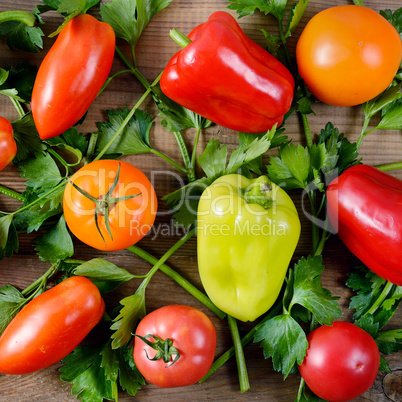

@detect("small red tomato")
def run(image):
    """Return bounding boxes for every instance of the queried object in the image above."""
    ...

[0,116,17,171]
[133,305,217,388]
[0,276,105,375]
[298,321,380,402]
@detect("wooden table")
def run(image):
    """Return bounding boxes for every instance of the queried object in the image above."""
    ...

[0,0,401,400]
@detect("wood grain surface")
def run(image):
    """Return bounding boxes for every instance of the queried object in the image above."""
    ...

[0,0,401,400]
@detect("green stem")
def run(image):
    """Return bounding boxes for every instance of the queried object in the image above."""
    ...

[364,281,395,317]
[115,45,151,90]
[85,132,98,163]
[98,69,133,97]
[278,20,293,73]
[173,131,195,181]
[169,29,192,48]
[375,161,402,172]
[46,147,74,176]
[356,116,371,149]
[10,180,67,216]
[151,149,187,175]
[296,378,306,402]
[307,191,319,254]
[93,72,162,162]
[10,97,25,118]
[200,300,282,384]
[353,0,365,6]
[21,262,59,299]
[301,113,313,148]
[190,127,201,178]
[127,244,225,319]
[227,315,250,393]
[0,185,25,203]
[0,10,36,26]
[135,228,196,293]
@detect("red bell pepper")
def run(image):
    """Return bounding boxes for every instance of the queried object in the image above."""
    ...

[160,11,295,133]
[327,164,402,285]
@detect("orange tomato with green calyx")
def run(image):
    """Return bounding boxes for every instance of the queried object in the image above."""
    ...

[63,159,157,251]
[296,5,402,107]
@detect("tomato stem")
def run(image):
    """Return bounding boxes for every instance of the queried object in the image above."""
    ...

[127,244,226,319]
[227,315,250,393]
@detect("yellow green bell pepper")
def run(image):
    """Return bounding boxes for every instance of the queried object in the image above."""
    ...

[197,174,301,322]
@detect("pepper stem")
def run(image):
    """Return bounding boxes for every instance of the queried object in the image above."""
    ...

[169,29,192,49]
[241,176,273,209]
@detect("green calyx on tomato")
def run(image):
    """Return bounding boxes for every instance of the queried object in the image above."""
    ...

[197,174,301,322]
[68,162,141,246]
[63,159,158,252]
[134,334,180,367]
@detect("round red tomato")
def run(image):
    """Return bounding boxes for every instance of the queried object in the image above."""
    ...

[63,159,157,251]
[31,14,115,140]
[296,5,402,106]
[298,321,380,402]
[0,116,17,171]
[0,276,105,375]
[133,305,217,388]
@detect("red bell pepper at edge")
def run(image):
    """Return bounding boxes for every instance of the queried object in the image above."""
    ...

[160,11,295,134]
[327,164,402,285]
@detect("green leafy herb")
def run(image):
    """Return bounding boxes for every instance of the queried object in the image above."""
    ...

[34,215,74,263]
[72,258,136,294]
[100,0,173,48]
[110,288,146,349]
[254,255,341,378]
[0,284,26,334]
[95,108,153,157]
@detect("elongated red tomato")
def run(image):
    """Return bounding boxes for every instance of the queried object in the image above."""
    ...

[296,5,402,106]
[31,14,115,140]
[298,322,380,402]
[0,276,105,374]
[133,305,217,388]
[0,116,17,171]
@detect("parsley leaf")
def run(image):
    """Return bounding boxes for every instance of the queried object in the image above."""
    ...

[0,284,26,334]
[18,152,63,191]
[72,258,136,294]
[285,0,309,39]
[60,345,115,402]
[153,86,212,132]
[227,0,273,18]
[45,128,89,166]
[110,287,146,349]
[100,0,173,47]
[254,314,308,378]
[95,108,153,157]
[0,19,44,53]
[347,265,402,329]
[12,113,46,163]
[254,255,341,378]
[0,214,19,259]
[34,215,74,263]
[289,256,342,325]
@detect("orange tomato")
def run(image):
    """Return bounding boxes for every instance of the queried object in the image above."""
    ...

[296,5,402,107]
[63,160,157,251]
